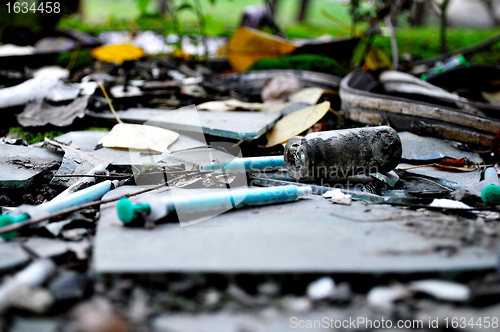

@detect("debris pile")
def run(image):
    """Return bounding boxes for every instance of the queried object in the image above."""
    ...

[1,24,500,332]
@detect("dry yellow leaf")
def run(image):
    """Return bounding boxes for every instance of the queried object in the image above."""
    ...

[225,27,297,72]
[364,47,392,71]
[265,101,330,147]
[482,91,500,106]
[98,123,179,153]
[90,44,145,65]
[288,87,326,104]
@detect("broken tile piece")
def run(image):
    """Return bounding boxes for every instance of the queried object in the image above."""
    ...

[0,145,61,188]
[400,131,482,162]
[45,138,109,188]
[88,108,281,140]
[0,242,30,272]
[10,317,59,332]
[55,131,237,170]
[23,238,70,259]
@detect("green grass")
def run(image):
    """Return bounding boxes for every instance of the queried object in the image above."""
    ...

[56,0,500,66]
[60,0,354,37]
[371,27,500,65]
[7,127,64,145]
[249,54,348,76]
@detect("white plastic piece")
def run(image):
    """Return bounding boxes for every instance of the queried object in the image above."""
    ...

[322,189,351,205]
[0,77,81,108]
[408,279,470,302]
[0,259,56,313]
[430,199,471,209]
[306,277,335,301]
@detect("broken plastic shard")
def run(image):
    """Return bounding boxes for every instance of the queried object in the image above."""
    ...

[367,286,407,311]
[17,95,90,127]
[380,71,466,103]
[429,199,471,209]
[0,44,35,56]
[306,277,336,301]
[322,189,352,205]
[370,171,399,187]
[261,75,303,103]
[45,138,110,188]
[408,279,470,302]
[33,66,69,80]
[0,259,56,314]
[399,131,482,162]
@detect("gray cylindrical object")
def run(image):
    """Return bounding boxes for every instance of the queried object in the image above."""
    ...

[284,126,402,179]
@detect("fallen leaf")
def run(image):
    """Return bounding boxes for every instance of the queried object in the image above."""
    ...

[288,87,326,104]
[98,123,179,153]
[482,91,500,106]
[225,27,297,72]
[363,46,392,71]
[90,44,145,65]
[265,101,330,147]
[397,157,479,172]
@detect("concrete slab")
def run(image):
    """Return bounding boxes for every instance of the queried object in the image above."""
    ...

[0,145,61,188]
[153,310,347,332]
[0,242,30,272]
[94,186,497,275]
[88,108,281,140]
[10,317,59,332]
[23,238,70,259]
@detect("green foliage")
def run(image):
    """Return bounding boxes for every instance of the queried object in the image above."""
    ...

[134,0,155,16]
[83,127,110,132]
[248,54,348,77]
[54,49,94,71]
[370,27,500,65]
[7,127,64,145]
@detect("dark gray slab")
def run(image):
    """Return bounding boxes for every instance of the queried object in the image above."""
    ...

[88,108,280,140]
[23,238,70,258]
[94,186,496,275]
[0,145,61,188]
[0,242,30,272]
[153,310,347,332]
[400,131,482,162]
[10,317,59,332]
[398,163,481,188]
[55,131,236,169]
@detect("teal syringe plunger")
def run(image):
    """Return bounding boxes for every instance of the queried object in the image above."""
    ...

[481,167,500,205]
[117,185,312,224]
